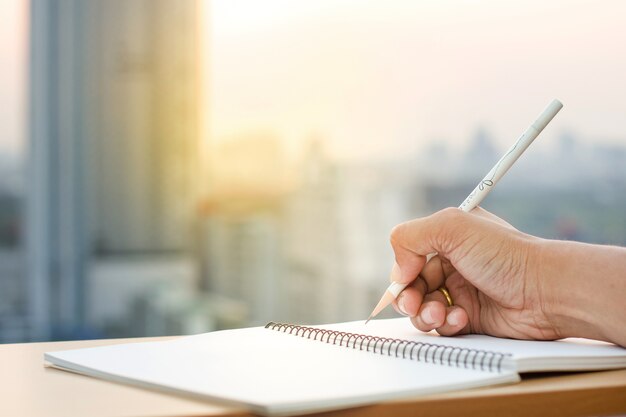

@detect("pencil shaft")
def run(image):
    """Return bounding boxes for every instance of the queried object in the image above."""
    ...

[459,99,563,212]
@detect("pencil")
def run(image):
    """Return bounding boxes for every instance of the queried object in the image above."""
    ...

[365,99,564,324]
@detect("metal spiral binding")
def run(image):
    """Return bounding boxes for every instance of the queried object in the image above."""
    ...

[265,322,509,373]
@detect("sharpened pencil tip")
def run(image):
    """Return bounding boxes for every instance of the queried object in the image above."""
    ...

[366,290,395,325]
[365,316,372,325]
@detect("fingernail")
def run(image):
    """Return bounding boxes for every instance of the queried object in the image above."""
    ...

[447,311,459,326]
[422,307,435,325]
[397,295,409,316]
[390,262,402,282]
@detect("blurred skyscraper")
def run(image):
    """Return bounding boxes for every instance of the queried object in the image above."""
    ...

[27,0,199,340]
[201,135,288,325]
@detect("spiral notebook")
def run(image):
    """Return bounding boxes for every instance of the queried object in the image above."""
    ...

[44,318,626,416]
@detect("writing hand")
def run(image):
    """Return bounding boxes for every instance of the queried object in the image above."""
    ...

[389,207,626,347]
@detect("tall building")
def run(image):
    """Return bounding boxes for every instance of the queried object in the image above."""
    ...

[27,0,199,340]
[201,135,288,325]
[281,140,344,324]
[86,0,199,254]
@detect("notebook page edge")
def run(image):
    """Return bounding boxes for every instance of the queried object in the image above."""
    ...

[44,352,266,415]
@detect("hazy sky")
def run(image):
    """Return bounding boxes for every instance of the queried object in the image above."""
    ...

[211,0,626,159]
[3,1,625,161]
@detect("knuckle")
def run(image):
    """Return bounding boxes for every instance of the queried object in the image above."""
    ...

[436,207,464,224]
[389,222,407,247]
[435,207,467,231]
[432,207,469,253]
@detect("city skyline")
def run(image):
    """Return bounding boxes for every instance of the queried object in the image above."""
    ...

[1,123,626,191]
[1,118,625,342]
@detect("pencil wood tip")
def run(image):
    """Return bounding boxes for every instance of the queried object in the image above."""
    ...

[367,290,395,323]
[365,316,372,325]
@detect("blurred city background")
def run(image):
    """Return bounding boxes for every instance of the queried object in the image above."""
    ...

[1,0,625,343]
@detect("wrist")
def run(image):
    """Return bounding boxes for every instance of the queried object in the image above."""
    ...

[536,239,610,342]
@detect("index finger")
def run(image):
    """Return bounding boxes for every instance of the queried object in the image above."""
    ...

[389,208,468,284]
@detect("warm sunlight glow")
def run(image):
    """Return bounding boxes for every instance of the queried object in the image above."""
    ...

[209,0,626,161]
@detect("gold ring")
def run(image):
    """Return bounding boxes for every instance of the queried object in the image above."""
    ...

[438,286,454,307]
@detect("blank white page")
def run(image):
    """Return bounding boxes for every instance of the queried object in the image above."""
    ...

[45,324,518,416]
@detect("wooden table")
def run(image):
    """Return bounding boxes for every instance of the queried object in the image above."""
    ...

[3,337,626,417]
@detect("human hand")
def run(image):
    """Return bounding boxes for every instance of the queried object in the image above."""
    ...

[389,207,626,346]
[389,207,558,340]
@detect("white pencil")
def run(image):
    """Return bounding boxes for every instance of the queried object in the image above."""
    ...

[366,99,563,323]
